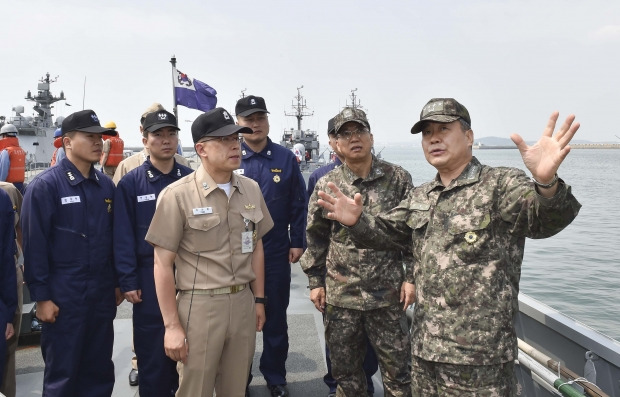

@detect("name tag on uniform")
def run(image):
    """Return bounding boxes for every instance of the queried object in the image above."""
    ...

[137,194,156,202]
[61,196,81,205]
[193,207,213,215]
[241,231,253,253]
[234,169,244,175]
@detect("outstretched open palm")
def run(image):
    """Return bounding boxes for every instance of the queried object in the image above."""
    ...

[511,112,580,184]
[317,182,364,226]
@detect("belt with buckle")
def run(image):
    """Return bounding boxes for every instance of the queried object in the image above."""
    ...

[180,284,247,296]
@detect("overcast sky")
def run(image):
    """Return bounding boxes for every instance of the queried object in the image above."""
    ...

[1,0,619,147]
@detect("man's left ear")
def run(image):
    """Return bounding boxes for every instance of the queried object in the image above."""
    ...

[466,129,474,145]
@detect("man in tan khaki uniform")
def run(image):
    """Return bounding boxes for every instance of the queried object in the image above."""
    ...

[146,107,273,397]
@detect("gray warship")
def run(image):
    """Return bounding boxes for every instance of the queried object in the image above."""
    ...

[0,73,67,168]
[280,86,325,184]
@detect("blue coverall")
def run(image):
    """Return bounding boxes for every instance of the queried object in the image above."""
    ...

[0,189,17,390]
[22,157,117,397]
[113,158,192,397]
[239,138,307,386]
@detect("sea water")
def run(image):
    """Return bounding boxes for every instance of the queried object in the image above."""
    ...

[378,146,620,340]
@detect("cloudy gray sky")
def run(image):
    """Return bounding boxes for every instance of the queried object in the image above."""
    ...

[1,0,619,147]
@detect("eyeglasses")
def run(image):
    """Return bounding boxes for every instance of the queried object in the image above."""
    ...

[201,135,244,145]
[336,127,370,141]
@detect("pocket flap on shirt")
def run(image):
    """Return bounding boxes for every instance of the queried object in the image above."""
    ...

[240,209,264,224]
[448,210,491,235]
[187,214,221,232]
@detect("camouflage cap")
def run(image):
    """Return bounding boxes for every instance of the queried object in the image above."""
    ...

[410,98,471,134]
[334,107,370,133]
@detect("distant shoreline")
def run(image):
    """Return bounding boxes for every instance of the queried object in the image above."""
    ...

[473,143,620,150]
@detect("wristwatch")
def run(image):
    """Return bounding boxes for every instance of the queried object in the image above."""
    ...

[254,297,268,305]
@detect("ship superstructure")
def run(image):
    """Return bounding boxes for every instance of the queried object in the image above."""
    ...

[1,73,66,167]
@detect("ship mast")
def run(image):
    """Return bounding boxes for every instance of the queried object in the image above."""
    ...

[25,72,66,131]
[285,86,313,131]
[345,88,366,112]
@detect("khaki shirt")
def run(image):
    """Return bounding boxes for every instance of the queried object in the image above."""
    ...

[146,165,274,290]
[113,148,189,185]
[0,181,22,262]
[0,181,22,227]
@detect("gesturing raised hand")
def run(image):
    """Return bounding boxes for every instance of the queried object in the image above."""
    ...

[511,112,580,192]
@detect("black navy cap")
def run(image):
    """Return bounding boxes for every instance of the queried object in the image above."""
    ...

[192,107,253,143]
[327,117,336,136]
[235,95,270,117]
[143,110,180,133]
[61,109,115,135]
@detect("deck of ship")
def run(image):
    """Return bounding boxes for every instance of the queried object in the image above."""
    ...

[14,263,385,396]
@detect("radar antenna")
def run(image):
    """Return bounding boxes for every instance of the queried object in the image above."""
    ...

[345,88,367,112]
[285,86,313,131]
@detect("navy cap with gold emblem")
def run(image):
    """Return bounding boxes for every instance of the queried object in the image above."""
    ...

[192,107,253,143]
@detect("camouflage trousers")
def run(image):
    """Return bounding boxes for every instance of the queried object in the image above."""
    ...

[411,356,516,397]
[325,304,411,397]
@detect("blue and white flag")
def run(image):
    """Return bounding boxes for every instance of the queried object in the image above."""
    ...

[173,68,217,112]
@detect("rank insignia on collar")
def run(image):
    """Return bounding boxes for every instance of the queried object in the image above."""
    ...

[66,171,75,181]
[464,231,478,244]
[147,170,154,179]
[202,182,209,190]
[242,150,247,155]
[267,150,271,156]
[245,204,256,210]
[177,168,181,177]
[273,175,280,183]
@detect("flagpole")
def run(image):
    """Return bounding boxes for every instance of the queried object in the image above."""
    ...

[170,55,178,120]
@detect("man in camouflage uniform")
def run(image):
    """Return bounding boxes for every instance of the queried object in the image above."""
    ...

[301,107,415,397]
[316,98,582,396]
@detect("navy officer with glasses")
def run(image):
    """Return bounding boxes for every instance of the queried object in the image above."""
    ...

[147,107,273,397]
[235,95,307,397]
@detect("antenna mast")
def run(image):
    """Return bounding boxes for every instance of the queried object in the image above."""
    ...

[346,88,366,112]
[285,86,313,131]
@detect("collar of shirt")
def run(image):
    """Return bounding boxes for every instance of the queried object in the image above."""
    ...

[142,157,186,182]
[340,154,385,185]
[241,137,274,160]
[426,156,483,194]
[59,157,102,186]
[195,165,244,198]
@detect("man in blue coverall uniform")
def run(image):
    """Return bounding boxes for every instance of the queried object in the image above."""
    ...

[306,117,378,397]
[0,188,17,391]
[22,109,120,397]
[236,95,307,397]
[114,109,192,397]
